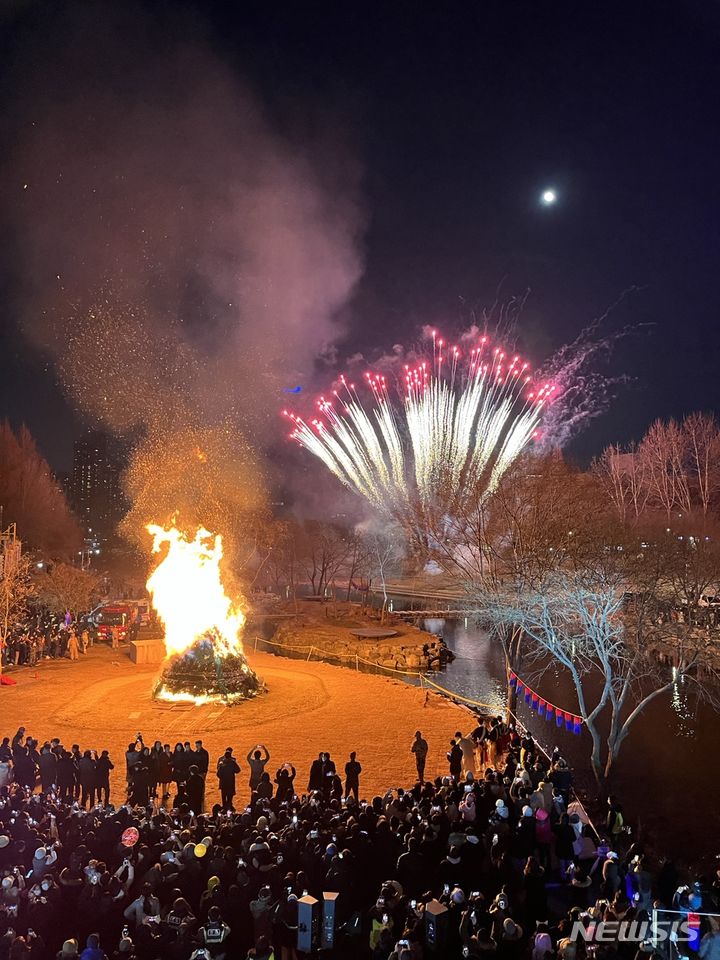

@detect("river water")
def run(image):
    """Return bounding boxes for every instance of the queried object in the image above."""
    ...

[419,616,717,869]
[260,593,716,867]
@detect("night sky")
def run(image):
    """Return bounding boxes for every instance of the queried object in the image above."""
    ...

[1,0,719,472]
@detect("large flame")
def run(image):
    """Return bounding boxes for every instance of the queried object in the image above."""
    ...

[146,522,246,659]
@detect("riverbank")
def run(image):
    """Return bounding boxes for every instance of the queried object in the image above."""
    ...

[0,643,471,806]
[262,597,454,671]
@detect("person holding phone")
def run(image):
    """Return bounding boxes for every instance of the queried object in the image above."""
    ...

[246,745,270,792]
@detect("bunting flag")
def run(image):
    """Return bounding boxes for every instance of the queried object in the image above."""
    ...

[507,671,582,735]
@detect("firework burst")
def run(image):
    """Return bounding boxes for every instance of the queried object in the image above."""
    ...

[285,332,555,534]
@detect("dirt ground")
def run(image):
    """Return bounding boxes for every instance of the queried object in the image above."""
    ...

[0,645,471,807]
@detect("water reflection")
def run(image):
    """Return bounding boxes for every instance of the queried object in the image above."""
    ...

[423,617,506,712]
[414,613,718,862]
[670,673,696,737]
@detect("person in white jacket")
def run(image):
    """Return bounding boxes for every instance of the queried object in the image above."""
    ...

[123,883,160,926]
[0,760,13,789]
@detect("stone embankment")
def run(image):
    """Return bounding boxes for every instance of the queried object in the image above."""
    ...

[260,599,454,673]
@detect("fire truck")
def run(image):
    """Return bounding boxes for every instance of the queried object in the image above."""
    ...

[94,600,152,643]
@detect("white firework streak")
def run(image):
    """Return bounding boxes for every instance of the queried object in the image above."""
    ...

[285,338,554,522]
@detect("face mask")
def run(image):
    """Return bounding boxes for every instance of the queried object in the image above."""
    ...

[41,882,51,892]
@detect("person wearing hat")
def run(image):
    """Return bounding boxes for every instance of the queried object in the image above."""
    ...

[501,916,524,959]
[32,845,57,880]
[58,939,79,960]
[512,807,536,865]
[492,798,510,826]
[199,876,226,918]
[531,922,553,960]
[1,873,20,912]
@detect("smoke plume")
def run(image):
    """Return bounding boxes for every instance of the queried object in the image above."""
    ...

[1,2,364,542]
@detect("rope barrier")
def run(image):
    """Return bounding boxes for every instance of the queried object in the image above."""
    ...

[254,635,427,678]
[420,675,500,712]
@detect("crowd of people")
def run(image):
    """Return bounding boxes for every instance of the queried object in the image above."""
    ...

[0,615,100,669]
[0,611,142,668]
[0,721,717,960]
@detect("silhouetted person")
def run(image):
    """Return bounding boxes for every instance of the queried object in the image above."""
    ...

[411,730,428,781]
[78,750,96,808]
[344,751,361,800]
[217,750,240,810]
[194,740,209,778]
[308,752,324,793]
[95,750,113,806]
[447,739,463,780]
[186,764,205,813]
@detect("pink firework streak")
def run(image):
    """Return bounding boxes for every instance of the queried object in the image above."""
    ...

[284,331,557,523]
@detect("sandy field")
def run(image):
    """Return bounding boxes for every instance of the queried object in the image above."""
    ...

[0,645,470,807]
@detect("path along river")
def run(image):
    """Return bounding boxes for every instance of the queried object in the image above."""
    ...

[418,615,718,868]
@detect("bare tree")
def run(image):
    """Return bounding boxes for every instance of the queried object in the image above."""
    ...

[434,453,613,717]
[366,530,403,622]
[596,413,720,526]
[33,563,99,616]
[297,521,351,597]
[638,420,682,519]
[481,567,719,786]
[592,444,650,524]
[1,552,36,661]
[683,412,720,520]
[344,531,372,602]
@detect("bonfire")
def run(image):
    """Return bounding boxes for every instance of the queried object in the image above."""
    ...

[146,522,265,705]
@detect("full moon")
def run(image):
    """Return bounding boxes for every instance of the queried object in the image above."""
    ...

[541,188,557,205]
